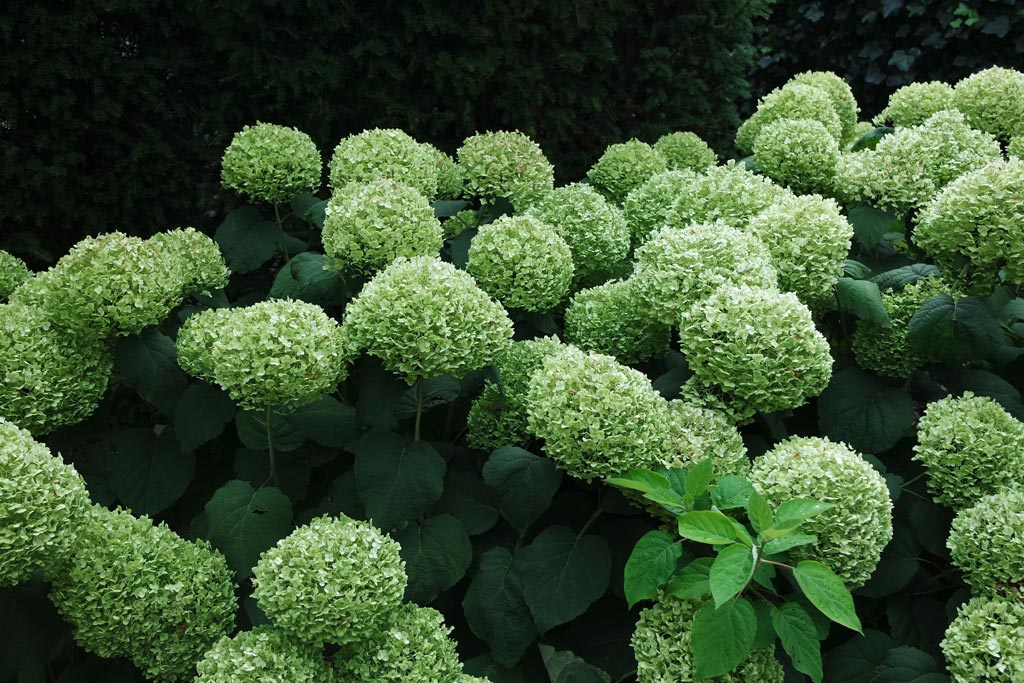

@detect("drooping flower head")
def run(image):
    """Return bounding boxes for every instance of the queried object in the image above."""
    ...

[941,595,1024,683]
[653,131,717,172]
[329,128,439,198]
[952,66,1024,141]
[0,250,30,301]
[457,131,554,209]
[736,82,843,153]
[194,627,326,683]
[752,118,840,195]
[221,122,322,204]
[873,81,956,128]
[586,139,668,205]
[948,488,1024,594]
[563,279,671,363]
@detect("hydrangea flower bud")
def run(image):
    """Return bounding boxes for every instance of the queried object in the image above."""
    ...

[49,506,237,683]
[623,169,702,249]
[941,595,1024,683]
[0,250,30,301]
[653,132,717,172]
[913,392,1024,509]
[790,70,860,144]
[666,162,790,229]
[952,66,1024,141]
[564,279,670,363]
[873,81,956,128]
[341,256,513,383]
[586,139,668,205]
[948,488,1024,594]
[752,118,840,195]
[194,627,326,683]
[736,83,843,153]
[457,131,554,209]
[221,122,322,204]
[749,437,893,587]
[467,215,574,312]
[329,128,438,198]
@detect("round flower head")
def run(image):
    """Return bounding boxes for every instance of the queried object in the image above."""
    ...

[632,592,784,683]
[457,130,554,209]
[195,627,326,683]
[526,345,670,482]
[341,256,513,383]
[49,506,237,683]
[466,335,563,451]
[631,222,778,325]
[623,169,702,249]
[790,71,860,144]
[649,400,750,478]
[443,209,479,240]
[679,285,832,416]
[221,122,322,204]
[873,81,956,128]
[459,677,492,683]
[335,604,462,683]
[942,595,1024,683]
[736,83,843,153]
[746,193,853,307]
[0,303,112,434]
[176,300,344,411]
[147,227,230,298]
[467,215,574,312]
[427,144,464,199]
[948,488,1024,594]
[0,250,30,301]
[952,66,1024,141]
[752,118,840,195]
[253,515,407,646]
[653,131,717,172]
[0,420,91,587]
[586,139,668,205]
[851,276,952,378]
[322,178,443,276]
[835,110,1001,217]
[749,437,893,587]
[1009,135,1024,159]
[329,128,438,198]
[563,279,671,363]
[914,159,1024,294]
[666,162,790,229]
[526,183,630,289]
[913,392,1024,509]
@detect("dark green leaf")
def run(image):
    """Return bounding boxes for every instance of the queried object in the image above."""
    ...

[268,252,344,306]
[484,447,562,534]
[286,396,358,448]
[822,629,895,683]
[712,476,755,509]
[691,598,757,679]
[106,427,195,515]
[298,472,361,524]
[0,582,68,681]
[172,383,237,452]
[843,259,873,280]
[433,469,500,536]
[945,369,1024,420]
[710,543,757,607]
[114,329,187,413]
[850,126,893,152]
[236,408,306,452]
[857,534,921,598]
[539,644,612,683]
[870,264,941,291]
[818,367,915,453]
[433,199,470,218]
[909,295,1021,364]
[872,646,948,683]
[847,203,901,249]
[665,557,713,600]
[623,531,683,608]
[214,207,285,273]
[450,227,477,269]
[835,278,891,326]
[233,448,309,502]
[463,547,538,668]
[395,514,472,604]
[395,376,461,419]
[354,432,446,530]
[203,480,293,578]
[793,561,862,633]
[751,600,775,649]
[773,602,824,683]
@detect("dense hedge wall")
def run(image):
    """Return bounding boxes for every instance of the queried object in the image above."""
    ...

[0,0,767,261]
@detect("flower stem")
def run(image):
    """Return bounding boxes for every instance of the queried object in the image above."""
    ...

[414,378,425,441]
[265,405,279,488]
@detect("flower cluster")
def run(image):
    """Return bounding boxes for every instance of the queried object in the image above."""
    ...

[0,250,30,301]
[736,82,842,153]
[790,70,860,144]
[49,506,237,683]
[467,215,574,312]
[952,66,1024,141]
[749,437,894,587]
[652,400,750,479]
[666,162,789,229]
[457,131,554,209]
[221,122,322,204]
[752,118,840,195]
[429,145,464,199]
[148,228,230,297]
[341,256,513,383]
[563,279,671,363]
[586,139,668,205]
[873,81,955,128]
[653,131,717,172]
[1009,135,1024,159]
[941,595,1024,683]
[329,128,439,198]
[913,392,1024,509]
[948,488,1024,594]
[194,627,326,683]
[623,169,701,249]
[322,178,443,276]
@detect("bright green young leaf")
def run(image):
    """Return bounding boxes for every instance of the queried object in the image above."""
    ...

[691,598,757,679]
[203,479,293,578]
[793,561,863,634]
[752,561,776,591]
[462,547,537,668]
[643,487,689,512]
[711,476,755,510]
[818,366,915,454]
[772,499,834,530]
[665,557,713,600]
[772,602,824,682]
[709,543,757,607]
[605,469,670,494]
[746,490,773,533]
[106,427,195,515]
[677,511,748,546]
[395,514,472,604]
[684,458,714,502]
[763,533,818,556]
[483,447,562,534]
[624,530,683,608]
[354,432,446,530]
[172,383,237,452]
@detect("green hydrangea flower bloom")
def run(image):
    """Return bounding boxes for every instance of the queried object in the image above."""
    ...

[873,81,956,128]
[914,159,1024,294]
[752,118,840,195]
[335,604,462,683]
[851,276,952,378]
[329,128,438,198]
[679,286,832,416]
[948,488,1024,594]
[790,70,860,144]
[322,179,443,276]
[564,279,670,363]
[0,420,91,587]
[942,595,1024,683]
[148,227,230,298]
[653,132,717,173]
[631,222,778,325]
[526,183,631,289]
[0,303,112,434]
[194,627,326,683]
[526,345,670,482]
[0,250,30,301]
[835,110,1002,217]
[678,375,761,425]
[666,162,790,229]
[586,139,668,205]
[750,436,893,587]
[221,122,322,204]
[736,83,843,153]
[176,300,345,411]
[443,209,479,240]
[623,169,702,250]
[467,215,574,312]
[913,392,1024,509]
[649,400,750,478]
[1009,136,1024,159]
[459,676,492,683]
[632,592,784,683]
[341,256,513,383]
[49,506,237,683]
[952,66,1024,141]
[457,131,554,209]
[253,514,407,646]
[746,193,853,307]
[466,336,563,451]
[427,144,464,199]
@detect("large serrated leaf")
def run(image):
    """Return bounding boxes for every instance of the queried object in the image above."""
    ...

[203,480,292,578]
[818,367,914,453]
[484,447,562,533]
[354,432,446,530]
[463,548,537,668]
[396,514,472,604]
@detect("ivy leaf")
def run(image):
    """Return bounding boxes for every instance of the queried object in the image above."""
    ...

[203,480,293,578]
[395,514,472,604]
[172,383,237,452]
[462,547,537,668]
[711,476,755,510]
[818,367,915,453]
[514,526,612,633]
[793,561,863,634]
[354,432,446,530]
[623,530,683,608]
[691,598,757,679]
[268,252,344,306]
[835,277,891,326]
[772,602,824,682]
[106,427,195,515]
[709,544,757,607]
[847,203,902,249]
[114,329,187,413]
[665,557,714,600]
[286,396,358,448]
[483,447,562,534]
[677,510,750,546]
